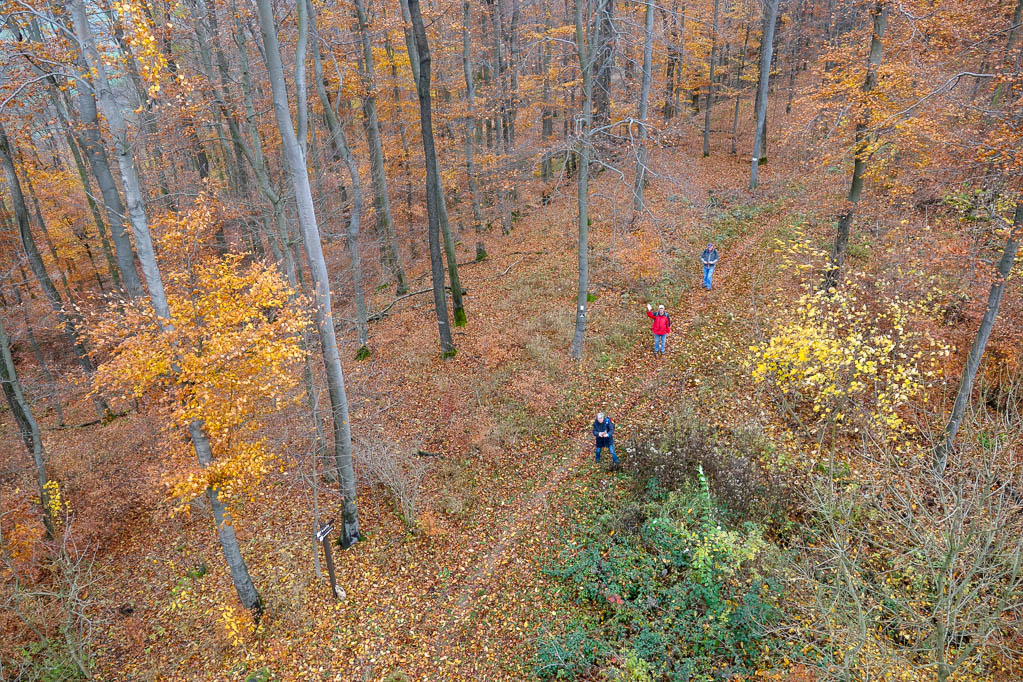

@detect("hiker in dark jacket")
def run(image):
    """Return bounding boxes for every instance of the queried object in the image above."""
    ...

[646,303,671,355]
[593,412,619,465]
[701,243,719,290]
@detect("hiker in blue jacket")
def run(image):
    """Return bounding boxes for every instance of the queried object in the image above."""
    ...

[593,412,619,466]
[701,242,719,290]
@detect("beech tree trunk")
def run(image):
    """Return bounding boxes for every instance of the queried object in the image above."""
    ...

[384,36,417,221]
[75,88,144,298]
[731,25,750,155]
[254,0,362,546]
[406,0,466,330]
[592,0,614,130]
[662,1,684,120]
[462,0,487,260]
[1,260,66,427]
[541,0,554,180]
[633,0,654,211]
[703,0,721,157]
[489,0,514,236]
[749,0,780,189]
[407,0,457,354]
[0,315,54,539]
[934,203,1022,475]
[309,0,368,352]
[0,125,109,419]
[570,0,598,360]
[70,0,265,612]
[354,0,408,295]
[824,0,887,291]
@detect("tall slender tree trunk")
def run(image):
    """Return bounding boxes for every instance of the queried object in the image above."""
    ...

[570,0,598,360]
[309,0,368,352]
[934,203,1022,475]
[44,92,120,288]
[384,36,417,222]
[403,0,467,327]
[0,314,54,538]
[407,0,457,354]
[0,125,109,419]
[1,263,66,427]
[731,25,750,155]
[488,0,515,236]
[592,0,614,130]
[462,0,487,260]
[254,0,362,546]
[703,0,721,157]
[541,0,555,180]
[354,0,408,295]
[70,0,264,611]
[662,1,683,120]
[824,0,887,290]
[633,0,654,212]
[74,88,144,298]
[507,0,522,146]
[749,0,780,189]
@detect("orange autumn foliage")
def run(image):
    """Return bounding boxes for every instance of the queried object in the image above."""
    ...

[86,196,310,511]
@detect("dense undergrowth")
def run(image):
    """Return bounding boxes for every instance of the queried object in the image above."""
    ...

[536,413,788,681]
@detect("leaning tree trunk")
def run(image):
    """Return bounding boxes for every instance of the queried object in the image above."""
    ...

[0,125,110,419]
[69,0,264,612]
[702,0,721,157]
[633,0,654,212]
[570,0,598,360]
[354,0,408,295]
[934,202,1022,475]
[823,0,887,291]
[0,315,55,539]
[407,0,456,355]
[749,0,780,189]
[309,0,368,353]
[253,0,361,546]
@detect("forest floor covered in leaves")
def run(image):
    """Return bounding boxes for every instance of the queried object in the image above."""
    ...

[8,131,855,680]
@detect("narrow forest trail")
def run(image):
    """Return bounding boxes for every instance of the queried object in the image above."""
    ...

[420,177,797,676]
[81,140,800,682]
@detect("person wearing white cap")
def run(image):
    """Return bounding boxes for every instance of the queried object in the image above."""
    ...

[645,303,671,356]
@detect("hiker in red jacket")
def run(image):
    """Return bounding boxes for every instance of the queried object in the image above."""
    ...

[646,303,671,355]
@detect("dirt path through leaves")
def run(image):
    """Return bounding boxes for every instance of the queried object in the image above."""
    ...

[423,190,792,672]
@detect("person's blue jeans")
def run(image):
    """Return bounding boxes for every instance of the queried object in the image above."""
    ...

[703,264,715,290]
[654,334,666,354]
[595,442,619,464]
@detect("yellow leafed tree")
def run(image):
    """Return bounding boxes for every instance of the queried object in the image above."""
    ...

[88,195,310,512]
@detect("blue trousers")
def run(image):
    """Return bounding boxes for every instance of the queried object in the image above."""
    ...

[703,264,716,290]
[654,334,666,354]
[595,442,619,464]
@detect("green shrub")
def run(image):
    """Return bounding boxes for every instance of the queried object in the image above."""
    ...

[536,475,782,680]
[18,638,90,681]
[535,626,610,679]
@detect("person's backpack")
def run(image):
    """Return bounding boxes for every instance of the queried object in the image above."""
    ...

[665,314,672,330]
